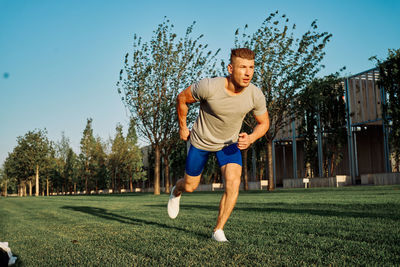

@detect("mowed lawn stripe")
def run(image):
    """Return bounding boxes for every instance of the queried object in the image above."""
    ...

[0,186,399,266]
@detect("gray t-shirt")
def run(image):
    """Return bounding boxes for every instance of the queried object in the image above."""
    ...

[190,77,267,151]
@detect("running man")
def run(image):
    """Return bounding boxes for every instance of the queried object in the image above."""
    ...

[168,48,270,242]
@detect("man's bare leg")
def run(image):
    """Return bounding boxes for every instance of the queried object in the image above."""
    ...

[168,173,201,219]
[214,163,242,231]
[173,173,201,196]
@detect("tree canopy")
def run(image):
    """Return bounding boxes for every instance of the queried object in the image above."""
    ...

[233,11,332,188]
[373,48,400,171]
[117,18,219,194]
[296,72,346,177]
[3,129,52,196]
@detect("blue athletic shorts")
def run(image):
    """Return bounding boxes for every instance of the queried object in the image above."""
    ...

[185,143,242,176]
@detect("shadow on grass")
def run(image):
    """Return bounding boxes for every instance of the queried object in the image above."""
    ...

[166,185,400,196]
[61,206,208,239]
[147,202,400,221]
[58,192,155,198]
[235,203,400,221]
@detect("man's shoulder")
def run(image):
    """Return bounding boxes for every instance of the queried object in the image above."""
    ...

[248,82,261,90]
[192,77,225,100]
[195,77,225,92]
[248,82,264,95]
[201,76,225,86]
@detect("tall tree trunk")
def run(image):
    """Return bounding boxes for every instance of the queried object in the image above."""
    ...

[267,140,274,191]
[117,171,121,193]
[23,181,27,197]
[252,146,256,182]
[330,153,336,177]
[46,178,49,196]
[112,168,116,193]
[64,176,67,196]
[164,154,170,194]
[154,144,160,195]
[85,167,89,195]
[259,164,264,181]
[29,180,32,196]
[35,164,39,196]
[3,180,7,197]
[74,182,77,195]
[130,176,133,192]
[242,149,249,191]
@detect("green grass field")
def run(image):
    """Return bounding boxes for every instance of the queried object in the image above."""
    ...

[1,186,400,266]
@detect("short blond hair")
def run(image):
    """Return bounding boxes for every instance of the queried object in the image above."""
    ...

[230,48,255,63]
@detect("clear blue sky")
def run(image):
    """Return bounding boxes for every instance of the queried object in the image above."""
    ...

[0,0,399,165]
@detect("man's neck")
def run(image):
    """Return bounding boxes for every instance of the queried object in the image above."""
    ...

[225,76,245,95]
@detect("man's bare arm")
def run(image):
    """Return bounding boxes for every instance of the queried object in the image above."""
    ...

[237,111,270,150]
[176,86,197,141]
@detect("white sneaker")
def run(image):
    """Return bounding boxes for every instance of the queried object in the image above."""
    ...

[167,186,181,219]
[212,229,229,242]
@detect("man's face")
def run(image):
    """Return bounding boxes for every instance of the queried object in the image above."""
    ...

[228,56,255,88]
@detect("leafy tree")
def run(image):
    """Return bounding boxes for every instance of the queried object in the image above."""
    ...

[373,48,400,171]
[118,18,219,194]
[64,147,79,194]
[0,166,5,196]
[126,118,146,191]
[41,143,58,195]
[3,151,25,196]
[0,166,16,196]
[54,132,71,193]
[109,124,127,193]
[5,129,52,196]
[91,137,108,193]
[126,117,138,145]
[234,11,332,189]
[78,119,109,194]
[296,73,346,177]
[109,120,146,193]
[79,118,96,194]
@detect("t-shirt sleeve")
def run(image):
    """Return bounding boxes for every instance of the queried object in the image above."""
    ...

[253,88,267,116]
[191,78,211,101]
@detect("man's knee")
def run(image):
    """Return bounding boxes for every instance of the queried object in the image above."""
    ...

[183,174,201,193]
[225,178,240,192]
[184,183,197,193]
[222,163,242,192]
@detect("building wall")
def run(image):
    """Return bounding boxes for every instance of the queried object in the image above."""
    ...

[273,125,386,184]
[274,140,305,186]
[354,126,385,175]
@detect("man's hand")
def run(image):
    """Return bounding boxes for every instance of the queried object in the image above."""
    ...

[237,133,253,150]
[237,112,270,150]
[179,127,190,141]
